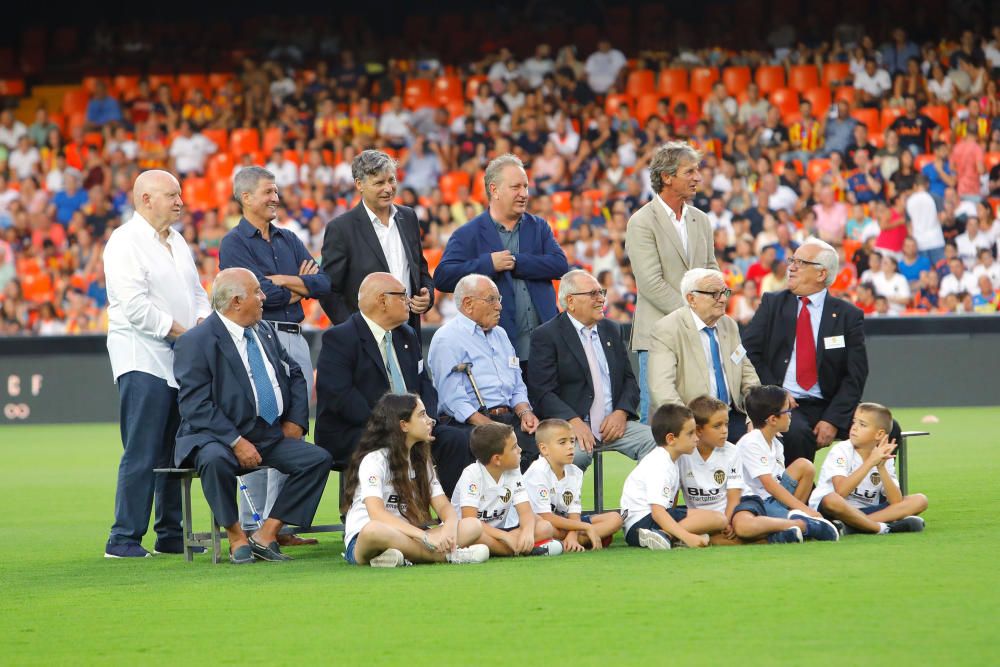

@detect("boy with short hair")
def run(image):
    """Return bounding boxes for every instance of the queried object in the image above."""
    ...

[452,422,562,557]
[682,396,804,545]
[619,404,728,550]
[732,385,840,542]
[523,419,623,551]
[809,402,928,534]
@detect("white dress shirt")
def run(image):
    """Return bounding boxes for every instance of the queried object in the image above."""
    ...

[567,313,614,422]
[782,288,826,399]
[218,313,284,416]
[104,212,211,388]
[656,195,688,259]
[689,309,729,401]
[363,201,411,295]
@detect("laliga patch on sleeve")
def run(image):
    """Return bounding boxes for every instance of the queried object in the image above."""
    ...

[509,355,520,369]
[730,344,746,364]
[824,335,846,349]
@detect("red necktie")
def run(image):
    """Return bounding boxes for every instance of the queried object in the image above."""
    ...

[795,296,817,390]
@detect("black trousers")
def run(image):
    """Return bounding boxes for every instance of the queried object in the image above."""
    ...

[429,423,473,499]
[784,399,901,465]
[444,412,539,473]
[728,406,749,445]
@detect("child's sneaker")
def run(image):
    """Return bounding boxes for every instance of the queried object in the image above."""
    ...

[831,519,847,537]
[369,548,410,567]
[445,544,490,564]
[529,539,563,556]
[637,528,671,550]
[670,533,709,548]
[767,526,803,544]
[887,516,925,533]
[787,510,840,542]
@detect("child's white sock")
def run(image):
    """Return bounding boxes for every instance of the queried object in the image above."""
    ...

[877,522,890,535]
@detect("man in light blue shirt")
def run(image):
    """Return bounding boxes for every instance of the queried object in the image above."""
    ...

[428,274,539,470]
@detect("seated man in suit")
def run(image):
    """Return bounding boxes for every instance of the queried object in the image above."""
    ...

[314,272,471,495]
[173,268,332,564]
[527,269,656,469]
[648,267,760,443]
[742,238,872,464]
[427,274,540,471]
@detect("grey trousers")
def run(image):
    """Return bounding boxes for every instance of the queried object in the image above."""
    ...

[240,328,314,530]
[572,420,657,470]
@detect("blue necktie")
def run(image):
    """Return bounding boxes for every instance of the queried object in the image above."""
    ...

[705,326,730,406]
[384,331,407,394]
[244,328,280,424]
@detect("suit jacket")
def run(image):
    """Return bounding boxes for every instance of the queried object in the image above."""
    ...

[742,289,868,432]
[173,313,309,465]
[433,210,568,345]
[625,199,719,351]
[527,312,640,422]
[647,308,760,413]
[314,312,439,468]
[319,203,433,333]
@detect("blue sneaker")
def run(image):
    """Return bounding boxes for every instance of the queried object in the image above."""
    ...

[104,542,152,558]
[153,538,206,555]
[887,516,925,533]
[787,510,840,542]
[767,526,803,544]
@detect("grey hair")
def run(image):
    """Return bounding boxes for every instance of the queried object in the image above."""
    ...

[484,154,524,196]
[211,268,253,312]
[557,269,594,308]
[232,166,275,207]
[454,274,493,307]
[680,268,727,299]
[351,149,398,182]
[648,141,701,194]
[801,237,839,286]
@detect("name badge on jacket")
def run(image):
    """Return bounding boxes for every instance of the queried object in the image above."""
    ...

[824,335,846,349]
[509,356,520,369]
[730,344,746,364]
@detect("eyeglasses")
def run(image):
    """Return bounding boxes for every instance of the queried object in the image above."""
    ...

[691,288,732,301]
[789,257,824,269]
[382,291,409,300]
[570,289,608,300]
[777,408,794,415]
[469,295,503,305]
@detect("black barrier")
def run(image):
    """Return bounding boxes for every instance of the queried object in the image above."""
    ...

[2,315,999,424]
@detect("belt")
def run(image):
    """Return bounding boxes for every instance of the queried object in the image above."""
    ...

[486,406,512,416]
[266,320,301,335]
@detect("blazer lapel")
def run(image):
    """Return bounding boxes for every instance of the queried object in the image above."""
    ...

[479,217,512,289]
[253,322,290,407]
[354,314,389,385]
[717,318,740,399]
[210,314,255,406]
[596,320,619,395]
[354,204,391,271]
[397,210,421,291]
[816,297,835,370]
[650,200,688,268]
[391,326,416,390]
[781,291,799,353]
[681,311,710,381]
[560,314,592,388]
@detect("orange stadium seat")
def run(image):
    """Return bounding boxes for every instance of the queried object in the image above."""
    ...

[404,78,434,109]
[148,74,179,100]
[82,76,111,95]
[834,87,856,105]
[604,93,633,116]
[985,152,1000,172]
[213,179,234,208]
[881,107,905,134]
[21,272,54,304]
[807,158,831,183]
[914,153,934,171]
[439,170,471,204]
[0,79,25,96]
[722,66,751,96]
[112,75,140,99]
[690,67,719,97]
[465,75,488,100]
[788,65,819,92]
[183,177,215,212]
[822,62,851,87]
[202,128,229,153]
[635,94,660,125]
[657,68,688,96]
[62,89,89,117]
[755,65,786,93]
[263,127,284,154]
[229,128,260,157]
[282,148,301,165]
[769,88,800,118]
[434,76,463,104]
[471,170,487,203]
[626,70,655,98]
[921,105,950,130]
[851,108,880,135]
[67,112,87,135]
[801,87,832,117]
[206,152,234,182]
[208,72,236,89]
[671,92,701,118]
[551,191,573,214]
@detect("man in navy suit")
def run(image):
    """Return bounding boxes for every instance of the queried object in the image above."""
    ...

[742,238,870,464]
[527,270,656,470]
[173,268,332,564]
[314,272,471,495]
[433,154,568,364]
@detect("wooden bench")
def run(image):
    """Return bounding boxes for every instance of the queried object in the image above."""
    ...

[153,467,343,564]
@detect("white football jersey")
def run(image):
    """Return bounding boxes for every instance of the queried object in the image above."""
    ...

[619,447,679,533]
[343,448,444,548]
[738,429,786,500]
[451,462,529,528]
[523,458,584,517]
[809,440,899,510]
[678,443,745,513]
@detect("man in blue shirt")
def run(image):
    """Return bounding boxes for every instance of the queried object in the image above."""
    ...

[219,166,331,546]
[428,274,540,471]
[85,81,123,129]
[846,148,884,204]
[920,141,956,205]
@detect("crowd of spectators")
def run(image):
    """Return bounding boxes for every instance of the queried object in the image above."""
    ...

[2,19,1000,336]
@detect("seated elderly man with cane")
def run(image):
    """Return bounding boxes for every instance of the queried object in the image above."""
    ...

[173,268,332,564]
[428,274,540,471]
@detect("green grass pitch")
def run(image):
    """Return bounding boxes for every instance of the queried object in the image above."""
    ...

[2,407,997,665]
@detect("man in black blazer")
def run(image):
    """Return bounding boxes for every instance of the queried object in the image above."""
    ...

[320,149,434,334]
[314,273,471,495]
[173,268,332,564]
[527,270,656,469]
[742,238,870,464]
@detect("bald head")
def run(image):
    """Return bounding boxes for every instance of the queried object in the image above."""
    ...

[133,169,183,231]
[358,272,410,330]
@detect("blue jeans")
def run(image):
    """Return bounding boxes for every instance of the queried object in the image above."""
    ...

[919,246,946,267]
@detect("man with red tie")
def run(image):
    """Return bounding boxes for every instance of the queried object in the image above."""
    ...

[742,238,869,464]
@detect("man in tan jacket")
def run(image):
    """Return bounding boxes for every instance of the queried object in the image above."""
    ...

[648,268,759,443]
[625,142,719,422]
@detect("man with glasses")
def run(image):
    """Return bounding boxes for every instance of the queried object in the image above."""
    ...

[743,238,870,464]
[428,274,540,471]
[314,273,471,494]
[527,270,656,470]
[648,268,760,443]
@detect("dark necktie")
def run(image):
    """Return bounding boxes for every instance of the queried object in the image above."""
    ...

[244,328,280,424]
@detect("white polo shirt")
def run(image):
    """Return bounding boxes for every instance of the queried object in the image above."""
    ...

[678,443,744,513]
[809,440,898,510]
[738,429,786,500]
[522,457,584,517]
[451,462,528,528]
[620,446,679,533]
[363,201,411,296]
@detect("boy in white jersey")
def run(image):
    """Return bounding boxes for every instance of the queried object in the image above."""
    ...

[523,419,623,551]
[682,396,803,545]
[620,404,727,550]
[809,402,928,534]
[732,385,840,542]
[452,422,562,557]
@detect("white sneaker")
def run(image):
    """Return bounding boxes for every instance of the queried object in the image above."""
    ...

[529,539,564,556]
[369,548,408,568]
[446,544,490,564]
[638,528,671,550]
[671,533,709,548]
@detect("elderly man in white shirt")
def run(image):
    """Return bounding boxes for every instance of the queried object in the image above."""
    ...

[103,169,212,559]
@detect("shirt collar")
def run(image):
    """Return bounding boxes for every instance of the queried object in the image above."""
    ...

[237,217,277,239]
[801,288,828,309]
[363,200,398,227]
[656,194,686,224]
[566,312,596,336]
[360,311,389,345]
[219,312,249,345]
[457,312,490,337]
[489,210,521,233]
[133,211,179,242]
[688,308,713,332]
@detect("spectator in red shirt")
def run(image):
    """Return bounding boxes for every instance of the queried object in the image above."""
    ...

[745,244,777,294]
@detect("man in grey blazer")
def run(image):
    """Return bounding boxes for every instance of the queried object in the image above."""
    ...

[648,268,759,443]
[625,142,719,422]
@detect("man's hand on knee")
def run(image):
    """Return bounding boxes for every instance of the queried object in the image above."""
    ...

[233,438,262,468]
